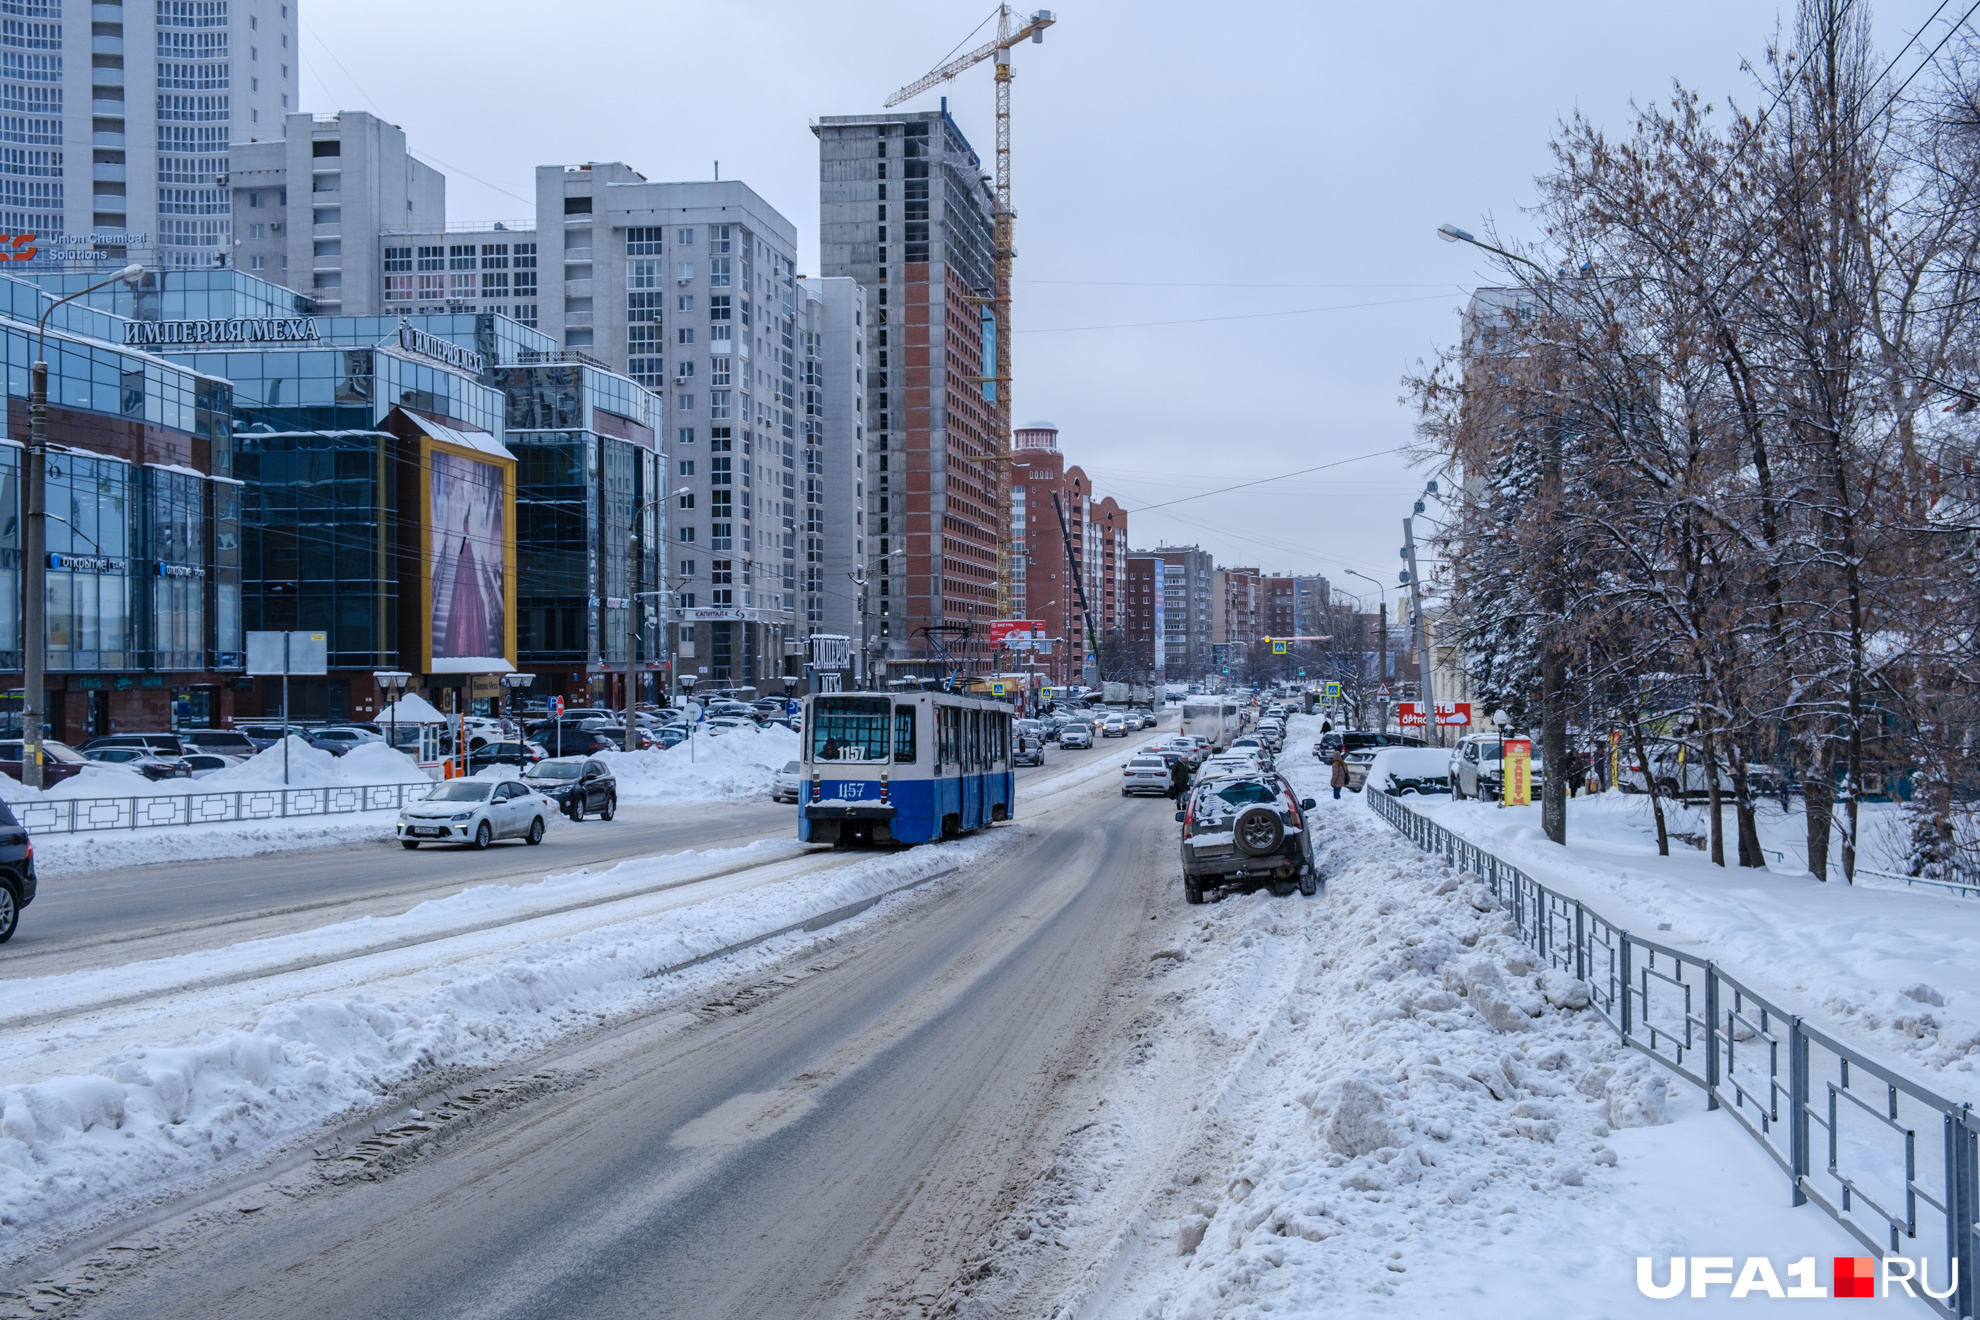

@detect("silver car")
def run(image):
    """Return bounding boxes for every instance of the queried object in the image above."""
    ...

[772,759,803,803]
[398,778,557,850]
[1120,754,1171,797]
[1060,722,1094,749]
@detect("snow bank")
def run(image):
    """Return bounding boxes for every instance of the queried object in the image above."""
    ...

[15,737,427,804]
[1101,754,1858,1316]
[1403,790,1980,1107]
[0,830,1007,1263]
[597,723,800,804]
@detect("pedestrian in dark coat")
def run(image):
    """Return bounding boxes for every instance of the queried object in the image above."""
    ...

[1167,757,1193,801]
[1330,751,1350,799]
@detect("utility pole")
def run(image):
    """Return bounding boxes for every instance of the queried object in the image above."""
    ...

[1402,516,1436,746]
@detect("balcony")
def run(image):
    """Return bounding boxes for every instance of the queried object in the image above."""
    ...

[90,64,123,85]
[92,130,124,149]
[563,310,593,327]
[92,162,124,182]
[563,278,592,299]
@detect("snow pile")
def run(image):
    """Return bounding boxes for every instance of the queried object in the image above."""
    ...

[0,830,1006,1263]
[597,723,800,804]
[1101,765,1858,1316]
[374,693,448,725]
[17,737,426,803]
[1406,791,1980,1106]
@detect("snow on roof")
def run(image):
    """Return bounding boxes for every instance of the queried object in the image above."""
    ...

[403,410,509,462]
[376,692,450,724]
[429,655,515,674]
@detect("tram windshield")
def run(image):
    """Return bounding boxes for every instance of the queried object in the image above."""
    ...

[810,696,893,762]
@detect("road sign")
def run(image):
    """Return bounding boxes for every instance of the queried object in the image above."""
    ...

[1271,640,1287,654]
[1324,681,1341,700]
[1376,683,1392,698]
[1435,702,1473,727]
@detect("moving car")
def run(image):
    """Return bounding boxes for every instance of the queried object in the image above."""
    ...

[1013,734,1046,767]
[0,798,35,943]
[0,738,87,786]
[1177,772,1318,903]
[1450,735,1547,802]
[1101,713,1128,738]
[772,760,803,803]
[1121,754,1172,797]
[397,779,556,849]
[1059,721,1094,750]
[523,756,619,820]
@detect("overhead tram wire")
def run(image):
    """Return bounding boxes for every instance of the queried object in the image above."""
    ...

[1015,293,1460,336]
[1121,446,1408,515]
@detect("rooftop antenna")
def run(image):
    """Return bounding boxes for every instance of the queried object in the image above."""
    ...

[714,160,719,181]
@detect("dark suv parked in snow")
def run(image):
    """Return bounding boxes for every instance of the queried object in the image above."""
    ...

[0,798,36,943]
[1176,771,1317,903]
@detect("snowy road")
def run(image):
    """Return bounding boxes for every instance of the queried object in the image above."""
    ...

[20,748,1201,1320]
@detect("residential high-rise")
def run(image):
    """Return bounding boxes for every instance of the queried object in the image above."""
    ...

[1150,544,1213,681]
[0,0,295,271]
[794,275,868,654]
[815,109,1000,672]
[535,167,801,689]
[230,111,445,315]
[1214,564,1262,677]
[1008,423,1126,685]
[1125,552,1165,682]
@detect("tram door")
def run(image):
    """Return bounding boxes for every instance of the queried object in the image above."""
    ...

[961,707,982,828]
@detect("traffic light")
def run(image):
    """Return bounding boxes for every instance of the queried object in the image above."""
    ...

[1298,669,1306,677]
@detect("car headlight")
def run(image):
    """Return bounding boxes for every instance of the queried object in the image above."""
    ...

[451,811,473,821]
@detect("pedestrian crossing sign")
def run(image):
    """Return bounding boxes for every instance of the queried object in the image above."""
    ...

[1325,682,1341,699]
[1271,640,1287,654]
[988,680,1008,696]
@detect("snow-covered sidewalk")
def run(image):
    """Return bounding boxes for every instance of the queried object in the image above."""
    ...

[1088,751,1862,1318]
[1402,787,1980,1110]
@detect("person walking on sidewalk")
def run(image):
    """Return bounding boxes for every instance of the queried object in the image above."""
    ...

[1330,750,1349,799]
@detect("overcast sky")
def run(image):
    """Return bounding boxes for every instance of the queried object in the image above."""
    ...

[302,0,1949,611]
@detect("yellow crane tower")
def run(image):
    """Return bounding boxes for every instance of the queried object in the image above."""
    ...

[886,6,1057,621]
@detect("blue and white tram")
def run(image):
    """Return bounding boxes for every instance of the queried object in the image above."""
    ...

[798,690,1015,845]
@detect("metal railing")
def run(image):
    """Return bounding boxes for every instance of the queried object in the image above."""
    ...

[1369,789,1979,1315]
[13,782,439,835]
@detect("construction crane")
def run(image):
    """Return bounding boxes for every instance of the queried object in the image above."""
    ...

[886,6,1057,625]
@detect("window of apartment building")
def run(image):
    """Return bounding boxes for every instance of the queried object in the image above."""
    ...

[627,227,662,256]
[708,224,731,254]
[708,294,730,321]
[709,357,731,387]
[710,324,732,351]
[675,261,693,282]
[678,461,694,477]
[676,327,694,345]
[709,560,733,604]
[628,258,662,290]
[676,427,695,447]
[677,490,693,510]
[676,393,694,412]
[677,294,693,312]
[708,256,730,288]
[679,559,696,577]
[709,390,731,420]
[564,195,591,215]
[678,526,695,543]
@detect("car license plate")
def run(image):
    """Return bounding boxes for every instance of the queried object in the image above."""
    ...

[413,825,448,837]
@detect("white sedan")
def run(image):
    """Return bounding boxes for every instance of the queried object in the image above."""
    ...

[772,759,803,803]
[398,779,558,850]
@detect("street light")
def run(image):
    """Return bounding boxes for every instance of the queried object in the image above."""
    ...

[1341,569,1389,733]
[622,499,664,757]
[1436,223,1549,276]
[373,670,412,758]
[21,262,146,787]
[849,551,895,690]
[501,671,535,770]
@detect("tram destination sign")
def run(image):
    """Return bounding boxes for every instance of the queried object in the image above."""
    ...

[124,317,322,347]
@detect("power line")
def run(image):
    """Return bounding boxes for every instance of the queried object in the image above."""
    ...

[1015,292,1460,335]
[1123,446,1408,514]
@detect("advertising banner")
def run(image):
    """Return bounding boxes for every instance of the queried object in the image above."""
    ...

[988,619,1046,647]
[1435,702,1473,727]
[421,437,516,673]
[1503,737,1533,806]
[1398,701,1427,728]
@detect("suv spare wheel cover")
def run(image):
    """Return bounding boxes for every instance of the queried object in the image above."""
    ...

[1233,804,1285,857]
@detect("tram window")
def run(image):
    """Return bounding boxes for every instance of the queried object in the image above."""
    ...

[939,706,960,766]
[809,695,891,762]
[893,706,916,762]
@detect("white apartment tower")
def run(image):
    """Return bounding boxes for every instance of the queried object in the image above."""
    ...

[0,0,294,268]
[795,275,867,649]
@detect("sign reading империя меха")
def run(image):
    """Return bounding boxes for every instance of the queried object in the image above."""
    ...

[122,318,323,347]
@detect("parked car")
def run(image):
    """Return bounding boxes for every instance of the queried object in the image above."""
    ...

[1013,734,1046,767]
[1177,772,1318,902]
[522,756,619,820]
[531,724,621,758]
[1619,740,1780,801]
[1228,735,1275,770]
[1060,721,1094,750]
[466,740,547,774]
[1166,735,1206,769]
[309,726,384,751]
[1450,735,1548,802]
[83,732,197,759]
[0,738,88,786]
[183,729,257,757]
[0,797,36,943]
[654,726,687,750]
[1367,747,1453,796]
[82,746,192,779]
[237,724,311,751]
[396,778,556,849]
[184,752,246,779]
[1314,730,1424,760]
[1121,754,1172,797]
[772,760,803,803]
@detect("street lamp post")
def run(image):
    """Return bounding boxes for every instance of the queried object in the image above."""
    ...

[501,671,535,770]
[848,551,893,691]
[373,670,412,761]
[22,263,146,788]
[622,499,663,757]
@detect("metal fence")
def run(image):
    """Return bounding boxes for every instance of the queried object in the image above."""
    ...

[1368,789,1978,1315]
[12,782,440,835]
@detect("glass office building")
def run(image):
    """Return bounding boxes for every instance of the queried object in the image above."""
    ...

[0,274,243,739]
